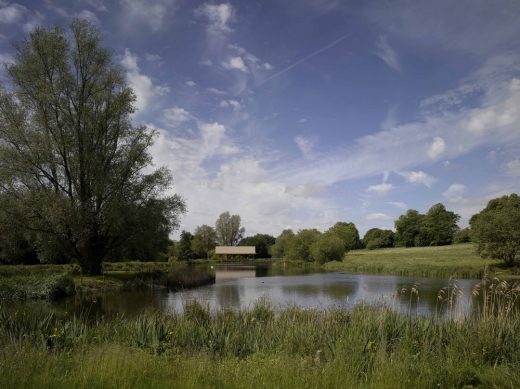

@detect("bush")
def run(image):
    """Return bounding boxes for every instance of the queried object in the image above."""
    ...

[309,234,346,264]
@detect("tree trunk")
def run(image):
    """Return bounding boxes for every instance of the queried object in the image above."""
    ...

[77,225,105,275]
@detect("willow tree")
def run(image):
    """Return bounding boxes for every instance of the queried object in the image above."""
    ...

[0,20,185,274]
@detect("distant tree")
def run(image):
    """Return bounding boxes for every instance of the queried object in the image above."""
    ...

[363,228,394,250]
[174,231,195,261]
[326,222,362,250]
[215,212,245,246]
[239,234,276,258]
[309,233,346,264]
[453,227,472,244]
[284,229,321,261]
[395,210,424,247]
[470,194,520,266]
[0,20,185,274]
[270,229,294,258]
[415,203,460,246]
[192,225,217,259]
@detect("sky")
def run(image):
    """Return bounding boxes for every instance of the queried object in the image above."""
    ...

[1,0,519,238]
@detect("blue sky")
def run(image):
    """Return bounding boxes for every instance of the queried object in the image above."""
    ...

[1,0,520,237]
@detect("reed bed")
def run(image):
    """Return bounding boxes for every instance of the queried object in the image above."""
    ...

[1,278,520,388]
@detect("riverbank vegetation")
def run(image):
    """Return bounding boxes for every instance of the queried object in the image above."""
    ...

[0,262,215,300]
[2,281,520,388]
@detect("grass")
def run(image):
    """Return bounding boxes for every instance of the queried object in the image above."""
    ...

[1,280,520,388]
[0,261,215,300]
[324,243,508,279]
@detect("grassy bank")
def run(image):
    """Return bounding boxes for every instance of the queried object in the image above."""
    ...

[324,243,507,279]
[0,261,215,300]
[1,283,520,388]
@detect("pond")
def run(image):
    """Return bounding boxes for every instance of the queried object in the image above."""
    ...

[47,264,484,319]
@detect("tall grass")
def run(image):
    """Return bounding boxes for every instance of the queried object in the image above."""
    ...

[1,279,520,387]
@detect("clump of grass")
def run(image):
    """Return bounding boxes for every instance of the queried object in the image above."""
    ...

[0,273,75,301]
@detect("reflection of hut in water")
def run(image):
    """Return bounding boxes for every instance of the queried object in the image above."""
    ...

[215,246,256,261]
[215,270,256,282]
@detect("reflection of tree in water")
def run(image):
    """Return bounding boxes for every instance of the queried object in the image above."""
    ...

[216,284,243,308]
[53,291,163,321]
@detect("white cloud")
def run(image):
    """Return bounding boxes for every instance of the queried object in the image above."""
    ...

[294,135,317,159]
[443,183,468,202]
[207,87,227,95]
[149,123,335,237]
[162,106,193,127]
[120,0,176,32]
[374,35,401,72]
[185,80,197,87]
[386,201,407,210]
[399,171,437,187]
[0,3,25,23]
[367,183,395,194]
[146,53,162,63]
[121,49,169,114]
[0,2,43,32]
[263,62,274,70]
[299,118,308,123]
[428,136,446,159]
[223,56,248,73]
[77,10,100,25]
[196,3,234,35]
[505,159,520,177]
[280,67,520,189]
[366,212,392,221]
[219,99,241,111]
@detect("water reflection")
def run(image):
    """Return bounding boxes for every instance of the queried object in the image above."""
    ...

[48,264,485,319]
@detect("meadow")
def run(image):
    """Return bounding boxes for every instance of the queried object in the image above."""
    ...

[324,243,508,279]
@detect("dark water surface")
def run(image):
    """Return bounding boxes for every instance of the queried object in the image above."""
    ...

[47,264,483,319]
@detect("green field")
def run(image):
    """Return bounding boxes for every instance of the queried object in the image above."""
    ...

[324,243,509,279]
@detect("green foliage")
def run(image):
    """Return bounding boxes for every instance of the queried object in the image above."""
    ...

[0,20,185,274]
[270,229,294,258]
[326,222,362,250]
[470,193,520,266]
[192,225,217,259]
[416,203,460,246]
[394,210,424,247]
[453,227,472,244]
[309,233,346,263]
[284,229,322,261]
[0,273,75,300]
[215,212,245,246]
[239,234,276,258]
[363,228,394,249]
[174,231,195,261]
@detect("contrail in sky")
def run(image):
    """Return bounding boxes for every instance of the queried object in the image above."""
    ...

[260,33,350,84]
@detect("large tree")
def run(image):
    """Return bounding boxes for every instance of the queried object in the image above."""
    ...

[0,20,185,274]
[470,194,520,266]
[327,222,362,250]
[415,203,459,246]
[239,233,276,258]
[215,212,245,246]
[270,229,294,258]
[394,210,424,247]
[192,224,217,259]
[363,228,394,250]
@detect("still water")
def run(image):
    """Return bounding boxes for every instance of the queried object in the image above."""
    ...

[51,264,483,319]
